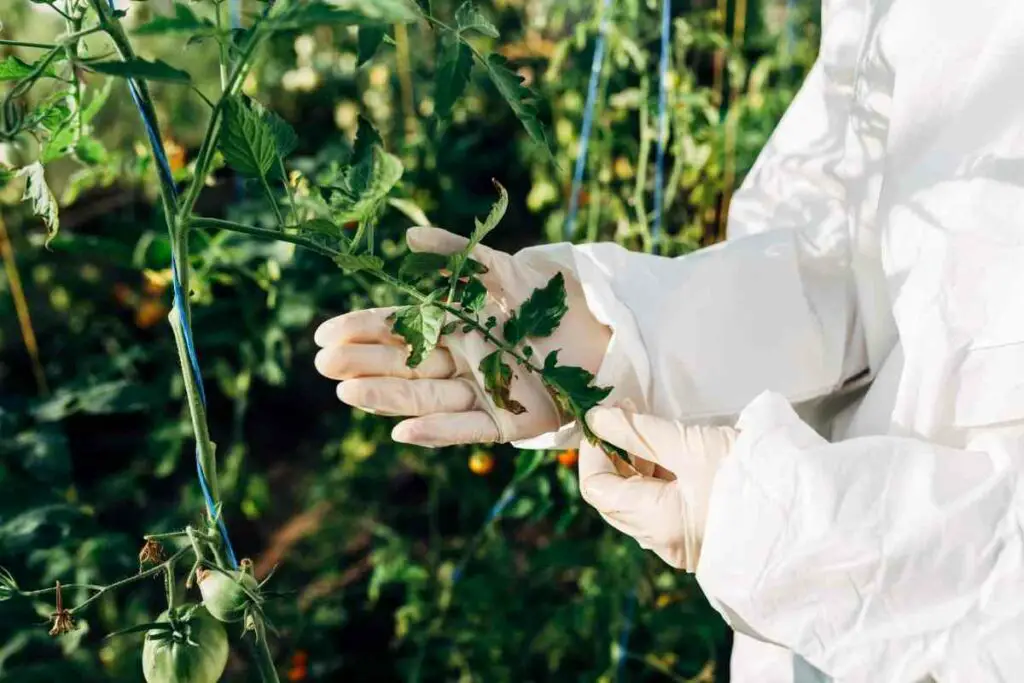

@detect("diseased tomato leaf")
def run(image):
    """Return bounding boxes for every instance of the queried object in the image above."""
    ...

[460,277,487,313]
[541,350,611,416]
[503,272,567,345]
[390,304,446,367]
[479,350,526,414]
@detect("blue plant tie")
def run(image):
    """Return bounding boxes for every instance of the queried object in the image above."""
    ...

[564,0,614,241]
[108,0,239,568]
[613,588,638,681]
[651,0,671,241]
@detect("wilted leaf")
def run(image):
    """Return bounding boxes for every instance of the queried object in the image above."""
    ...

[358,26,387,66]
[503,272,567,345]
[482,53,550,152]
[435,36,473,121]
[219,97,277,177]
[479,350,525,414]
[133,3,218,36]
[460,277,487,313]
[16,162,59,246]
[390,304,445,367]
[86,57,191,83]
[455,2,499,38]
[334,252,384,272]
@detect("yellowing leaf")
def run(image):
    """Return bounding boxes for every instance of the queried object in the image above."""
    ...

[479,350,525,414]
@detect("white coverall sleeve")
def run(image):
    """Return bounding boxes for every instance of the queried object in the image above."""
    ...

[697,393,1024,682]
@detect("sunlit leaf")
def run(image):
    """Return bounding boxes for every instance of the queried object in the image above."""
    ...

[455,2,499,38]
[482,53,550,152]
[334,252,384,272]
[219,97,277,177]
[390,303,445,367]
[0,55,56,81]
[325,120,403,226]
[16,162,59,247]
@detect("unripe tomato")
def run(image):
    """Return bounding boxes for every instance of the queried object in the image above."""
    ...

[142,604,228,683]
[557,449,579,467]
[468,452,494,476]
[198,568,260,623]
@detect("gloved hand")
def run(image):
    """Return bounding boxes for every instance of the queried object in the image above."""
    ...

[313,227,612,447]
[578,407,738,572]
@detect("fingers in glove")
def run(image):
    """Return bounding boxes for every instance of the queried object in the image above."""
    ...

[391,411,500,447]
[406,227,506,289]
[315,344,455,381]
[578,441,679,538]
[337,378,477,416]
[314,308,403,348]
[585,407,687,475]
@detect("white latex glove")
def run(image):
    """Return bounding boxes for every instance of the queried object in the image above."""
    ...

[313,227,612,446]
[578,407,738,572]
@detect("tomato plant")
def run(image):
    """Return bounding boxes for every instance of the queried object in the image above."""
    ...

[0,0,818,679]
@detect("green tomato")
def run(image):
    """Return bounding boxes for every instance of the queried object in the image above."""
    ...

[199,569,259,623]
[142,604,228,683]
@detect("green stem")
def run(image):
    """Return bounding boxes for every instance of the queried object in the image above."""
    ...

[259,174,286,227]
[214,0,229,91]
[66,548,191,615]
[0,39,59,49]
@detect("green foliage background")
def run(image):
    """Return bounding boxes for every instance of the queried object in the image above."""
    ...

[0,0,819,680]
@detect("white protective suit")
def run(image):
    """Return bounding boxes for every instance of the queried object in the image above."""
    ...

[517,0,1024,679]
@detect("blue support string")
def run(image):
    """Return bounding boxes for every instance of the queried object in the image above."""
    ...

[651,0,671,241]
[564,0,614,241]
[613,588,638,681]
[107,0,238,568]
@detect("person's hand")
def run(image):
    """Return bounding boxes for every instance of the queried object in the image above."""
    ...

[313,227,612,446]
[578,407,738,572]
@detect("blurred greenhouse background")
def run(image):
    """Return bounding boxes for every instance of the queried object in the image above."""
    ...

[0,0,819,680]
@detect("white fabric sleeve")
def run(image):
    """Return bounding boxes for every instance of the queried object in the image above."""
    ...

[696,392,1024,682]
[511,222,866,451]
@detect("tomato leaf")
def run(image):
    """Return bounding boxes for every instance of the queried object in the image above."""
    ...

[390,303,445,367]
[133,3,218,36]
[479,350,526,414]
[446,179,507,287]
[503,272,567,346]
[334,252,384,273]
[16,162,59,247]
[325,120,403,226]
[455,2,499,38]
[218,97,277,178]
[272,0,418,30]
[0,55,56,81]
[358,26,387,66]
[541,350,611,416]
[435,36,473,120]
[85,57,191,83]
[481,53,551,152]
[460,277,487,313]
[399,252,448,280]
